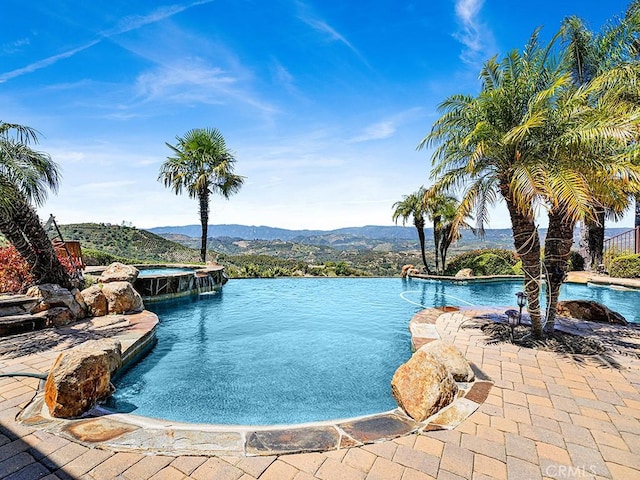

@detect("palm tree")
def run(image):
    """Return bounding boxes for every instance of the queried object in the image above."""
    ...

[0,121,70,288]
[423,190,465,273]
[422,27,640,337]
[420,32,560,338]
[159,128,244,263]
[392,187,431,273]
[539,64,640,331]
[562,2,640,269]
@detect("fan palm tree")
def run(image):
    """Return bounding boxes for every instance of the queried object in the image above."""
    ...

[562,2,640,269]
[0,121,70,288]
[392,187,431,273]
[159,128,245,263]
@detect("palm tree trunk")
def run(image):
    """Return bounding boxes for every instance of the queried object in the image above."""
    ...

[636,194,640,229]
[198,189,209,263]
[0,197,70,288]
[433,219,440,274]
[502,187,542,338]
[543,209,576,333]
[579,208,605,271]
[414,217,431,274]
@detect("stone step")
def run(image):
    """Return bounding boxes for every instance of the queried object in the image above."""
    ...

[0,295,39,318]
[0,314,47,337]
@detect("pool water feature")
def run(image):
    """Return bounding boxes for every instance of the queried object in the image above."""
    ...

[110,277,640,426]
[133,265,227,301]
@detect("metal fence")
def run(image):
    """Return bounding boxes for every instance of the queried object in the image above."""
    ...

[603,226,640,256]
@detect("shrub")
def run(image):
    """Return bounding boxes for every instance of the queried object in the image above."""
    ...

[82,248,139,266]
[567,250,585,272]
[444,249,520,276]
[609,254,640,278]
[0,245,77,294]
[0,245,34,293]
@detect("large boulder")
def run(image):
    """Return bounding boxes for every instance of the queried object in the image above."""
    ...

[102,281,144,314]
[422,341,475,382]
[44,339,122,418]
[557,300,628,326]
[455,268,473,278]
[80,285,108,317]
[34,307,75,327]
[98,262,139,283]
[26,284,86,320]
[391,349,458,422]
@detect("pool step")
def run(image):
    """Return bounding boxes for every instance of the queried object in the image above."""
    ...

[0,314,47,337]
[0,295,39,317]
[0,295,44,337]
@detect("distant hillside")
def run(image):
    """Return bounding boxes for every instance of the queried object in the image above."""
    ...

[149,223,633,252]
[58,223,201,264]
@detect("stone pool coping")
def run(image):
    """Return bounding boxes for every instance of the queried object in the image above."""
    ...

[17,307,493,457]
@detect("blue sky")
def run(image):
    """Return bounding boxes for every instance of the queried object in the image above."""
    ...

[1,0,635,230]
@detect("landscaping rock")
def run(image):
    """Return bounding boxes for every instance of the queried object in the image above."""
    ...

[557,300,628,325]
[98,262,140,283]
[455,268,473,278]
[102,281,144,314]
[421,340,475,382]
[26,283,86,320]
[44,339,122,418]
[391,349,458,422]
[401,264,415,277]
[81,285,108,317]
[34,306,75,327]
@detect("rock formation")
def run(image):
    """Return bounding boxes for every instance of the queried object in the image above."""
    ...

[421,340,475,382]
[557,300,628,325]
[26,283,87,321]
[98,262,139,284]
[44,339,122,418]
[101,281,144,314]
[391,348,458,422]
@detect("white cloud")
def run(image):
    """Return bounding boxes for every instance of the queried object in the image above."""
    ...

[0,0,214,83]
[349,108,424,143]
[294,1,368,65]
[452,0,493,66]
[133,61,278,114]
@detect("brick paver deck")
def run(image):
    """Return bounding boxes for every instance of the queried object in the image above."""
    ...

[1,306,639,479]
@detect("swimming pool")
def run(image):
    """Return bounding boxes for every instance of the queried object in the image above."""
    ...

[109,277,640,425]
[137,267,195,278]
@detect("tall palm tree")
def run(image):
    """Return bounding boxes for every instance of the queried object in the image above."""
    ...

[422,27,640,337]
[539,64,640,331]
[0,121,70,288]
[562,2,640,269]
[420,32,561,337]
[159,128,244,263]
[423,190,464,273]
[392,187,431,273]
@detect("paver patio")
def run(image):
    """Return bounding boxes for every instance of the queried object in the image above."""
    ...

[1,298,639,479]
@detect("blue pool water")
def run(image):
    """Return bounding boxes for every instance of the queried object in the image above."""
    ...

[137,267,195,277]
[110,277,640,425]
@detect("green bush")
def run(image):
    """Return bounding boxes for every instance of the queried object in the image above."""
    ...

[82,248,140,266]
[567,250,585,272]
[609,254,640,278]
[444,249,520,276]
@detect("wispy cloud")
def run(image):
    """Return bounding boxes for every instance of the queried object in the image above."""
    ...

[134,61,278,114]
[1,37,30,55]
[294,1,368,65]
[0,0,215,83]
[349,108,424,143]
[452,0,492,66]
